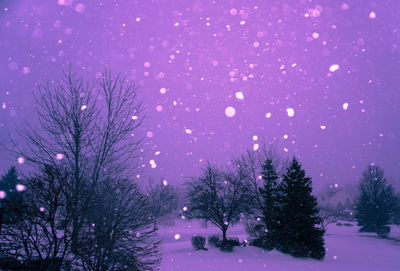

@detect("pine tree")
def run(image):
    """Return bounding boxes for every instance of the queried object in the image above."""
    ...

[259,159,280,249]
[0,166,19,198]
[275,157,325,260]
[0,167,20,234]
[356,165,398,234]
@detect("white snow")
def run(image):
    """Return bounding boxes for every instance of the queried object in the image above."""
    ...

[225,106,236,118]
[329,64,340,73]
[159,220,400,271]
[286,108,295,118]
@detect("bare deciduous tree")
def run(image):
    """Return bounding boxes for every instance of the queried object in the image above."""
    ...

[232,143,287,214]
[185,162,252,242]
[146,178,178,230]
[6,69,144,251]
[76,178,160,271]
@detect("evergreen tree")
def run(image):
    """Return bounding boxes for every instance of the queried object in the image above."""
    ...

[0,166,19,198]
[275,157,325,260]
[0,166,22,233]
[356,165,398,234]
[259,159,280,249]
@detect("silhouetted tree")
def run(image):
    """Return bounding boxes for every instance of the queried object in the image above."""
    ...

[146,178,178,230]
[185,162,251,242]
[356,165,398,235]
[259,159,280,249]
[233,144,287,215]
[76,178,160,271]
[0,166,20,234]
[274,157,325,260]
[7,69,144,252]
[0,165,74,270]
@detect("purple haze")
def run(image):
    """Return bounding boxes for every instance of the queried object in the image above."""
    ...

[1,0,400,190]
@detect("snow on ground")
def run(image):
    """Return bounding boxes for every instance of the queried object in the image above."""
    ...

[159,220,400,271]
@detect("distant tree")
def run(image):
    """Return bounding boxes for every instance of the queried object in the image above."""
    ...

[319,206,339,231]
[185,162,251,242]
[344,197,353,210]
[355,165,399,235]
[76,178,160,271]
[259,159,280,249]
[146,178,178,229]
[274,157,325,260]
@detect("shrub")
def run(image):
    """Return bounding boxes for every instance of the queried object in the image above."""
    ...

[245,218,265,239]
[249,236,274,250]
[377,226,390,239]
[336,222,342,226]
[191,235,207,250]
[343,223,353,227]
[0,256,24,271]
[219,240,235,252]
[208,234,220,247]
[227,237,240,246]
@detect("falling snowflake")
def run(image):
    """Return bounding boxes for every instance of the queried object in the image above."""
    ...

[225,106,236,118]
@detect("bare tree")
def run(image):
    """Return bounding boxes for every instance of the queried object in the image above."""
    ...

[146,178,178,230]
[319,206,339,230]
[76,178,160,271]
[232,143,287,214]
[185,162,252,242]
[0,165,74,269]
[6,69,144,251]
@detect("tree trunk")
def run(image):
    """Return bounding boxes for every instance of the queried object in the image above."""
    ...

[222,228,227,242]
[153,218,157,230]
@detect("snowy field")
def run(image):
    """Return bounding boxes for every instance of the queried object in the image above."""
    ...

[159,220,400,271]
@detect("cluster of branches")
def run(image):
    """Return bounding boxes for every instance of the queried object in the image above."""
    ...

[0,70,160,270]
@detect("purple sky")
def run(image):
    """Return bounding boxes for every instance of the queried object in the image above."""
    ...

[1,0,400,190]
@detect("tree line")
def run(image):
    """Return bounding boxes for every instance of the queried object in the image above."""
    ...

[1,69,399,270]
[184,148,326,259]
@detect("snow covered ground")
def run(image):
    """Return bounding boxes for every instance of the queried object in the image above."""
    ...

[159,220,400,271]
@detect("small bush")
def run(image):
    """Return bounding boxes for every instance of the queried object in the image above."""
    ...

[245,218,265,239]
[219,240,235,252]
[343,223,353,227]
[208,234,220,247]
[359,225,375,232]
[249,236,274,250]
[377,226,390,239]
[336,222,342,226]
[227,237,240,246]
[191,235,207,250]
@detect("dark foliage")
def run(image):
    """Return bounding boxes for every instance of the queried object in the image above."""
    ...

[273,158,326,260]
[0,165,74,268]
[208,235,220,247]
[259,159,280,249]
[377,225,391,239]
[191,236,207,250]
[0,167,23,233]
[219,240,236,252]
[355,165,399,236]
